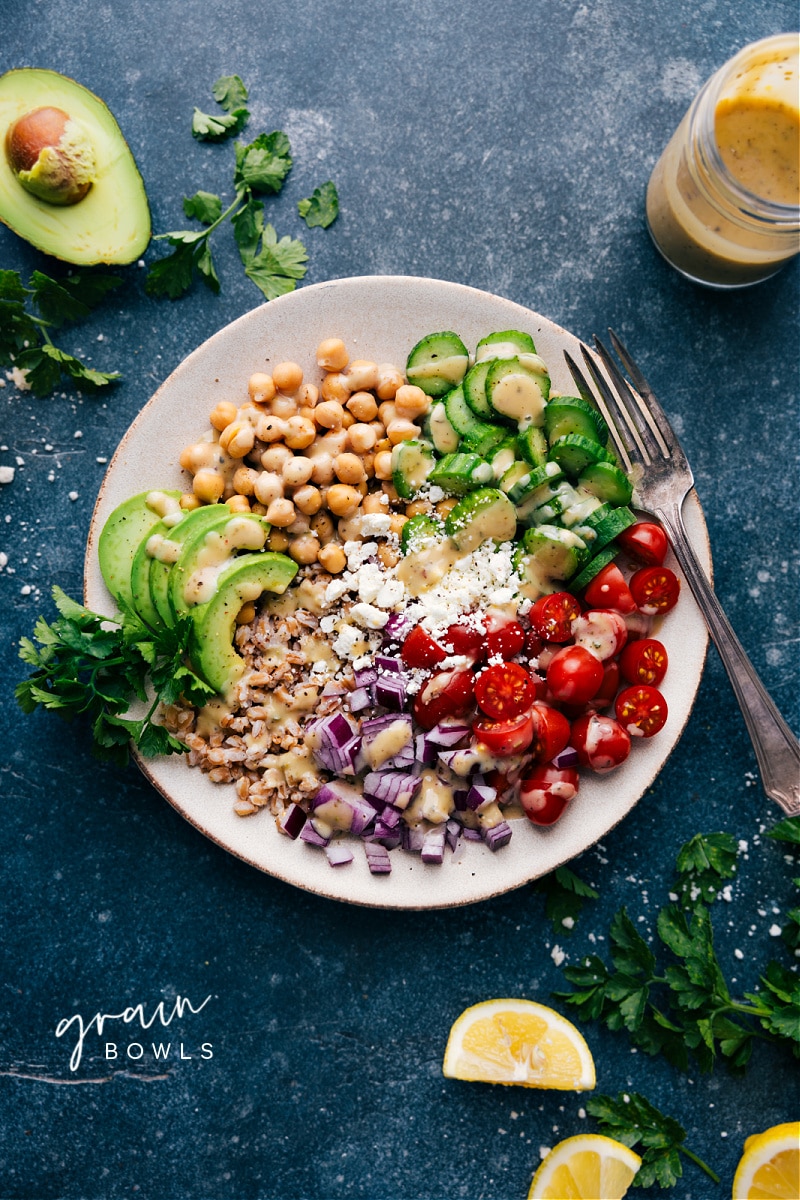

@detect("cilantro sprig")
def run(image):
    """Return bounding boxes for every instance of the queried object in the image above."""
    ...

[16,586,214,766]
[532,864,599,935]
[587,1092,719,1189]
[298,181,339,229]
[554,830,800,1073]
[192,74,250,142]
[0,268,123,396]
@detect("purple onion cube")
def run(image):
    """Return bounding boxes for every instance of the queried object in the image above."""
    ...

[382,613,412,644]
[415,733,439,766]
[375,676,407,711]
[445,819,461,852]
[421,827,446,864]
[482,820,512,851]
[364,843,392,874]
[426,721,472,747]
[347,686,372,714]
[551,746,580,769]
[300,822,330,848]
[374,654,404,675]
[278,803,307,840]
[325,842,354,867]
[466,783,497,812]
[461,827,483,841]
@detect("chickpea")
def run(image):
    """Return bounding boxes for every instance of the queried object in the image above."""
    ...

[394,384,430,419]
[376,543,400,569]
[387,417,420,445]
[267,529,290,552]
[347,423,377,454]
[289,534,320,565]
[316,337,349,372]
[293,484,323,516]
[309,453,335,486]
[333,452,367,486]
[282,457,314,488]
[337,514,363,541]
[255,414,287,443]
[209,400,238,431]
[219,420,255,459]
[251,501,268,515]
[374,435,391,454]
[253,471,285,506]
[232,466,260,496]
[362,491,389,515]
[261,444,294,473]
[320,429,349,456]
[361,452,375,478]
[314,400,345,431]
[375,364,405,400]
[378,401,397,426]
[284,416,316,450]
[346,359,379,391]
[435,497,459,518]
[326,484,362,517]
[382,481,400,503]
[310,511,335,542]
[271,395,298,420]
[320,372,350,403]
[193,469,226,504]
[265,497,297,527]
[180,442,218,474]
[389,512,408,536]
[405,498,432,518]
[318,542,347,573]
[248,373,276,404]
[373,450,393,480]
[346,391,378,422]
[299,405,317,423]
[341,410,356,430]
[272,361,303,393]
[298,383,319,407]
[227,494,251,513]
[180,492,201,511]
[236,601,257,625]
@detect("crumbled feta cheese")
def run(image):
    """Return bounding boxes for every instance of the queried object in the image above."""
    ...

[769,924,782,937]
[349,602,389,630]
[0,466,15,485]
[551,945,566,967]
[7,366,31,391]
[324,579,350,604]
[360,513,392,537]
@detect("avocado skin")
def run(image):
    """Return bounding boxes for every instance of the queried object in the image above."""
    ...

[191,554,299,696]
[0,68,150,264]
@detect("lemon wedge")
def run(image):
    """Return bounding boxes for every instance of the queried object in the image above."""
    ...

[442,998,596,1090]
[732,1121,800,1199]
[528,1133,642,1199]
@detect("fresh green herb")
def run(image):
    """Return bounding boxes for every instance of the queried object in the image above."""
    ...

[532,865,599,935]
[587,1092,719,1189]
[191,74,250,141]
[767,816,800,952]
[767,814,800,846]
[298,181,339,229]
[16,586,214,766]
[671,831,738,910]
[554,832,800,1073]
[0,268,122,396]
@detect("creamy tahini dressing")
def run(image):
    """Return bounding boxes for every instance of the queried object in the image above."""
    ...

[491,373,546,423]
[146,490,182,518]
[183,518,268,606]
[409,355,469,384]
[363,719,413,769]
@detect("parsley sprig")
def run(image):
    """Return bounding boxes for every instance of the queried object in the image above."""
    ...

[16,586,214,766]
[587,1092,719,1189]
[0,268,123,396]
[533,864,599,935]
[554,830,800,1073]
[192,74,250,141]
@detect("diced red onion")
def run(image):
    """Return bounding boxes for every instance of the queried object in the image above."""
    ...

[453,789,469,812]
[421,827,446,864]
[278,803,307,839]
[363,771,421,810]
[379,804,402,830]
[415,733,439,766]
[300,822,329,848]
[312,782,377,835]
[325,842,354,867]
[482,821,512,851]
[445,819,461,851]
[369,822,403,850]
[383,613,412,644]
[375,654,404,675]
[364,843,392,874]
[402,826,426,853]
[437,748,482,775]
[426,721,472,747]
[551,746,579,769]
[375,675,407,711]
[353,665,378,689]
[461,827,482,841]
[466,783,497,811]
[347,686,372,713]
[360,712,412,739]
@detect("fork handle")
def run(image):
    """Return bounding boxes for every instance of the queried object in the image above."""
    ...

[656,502,800,817]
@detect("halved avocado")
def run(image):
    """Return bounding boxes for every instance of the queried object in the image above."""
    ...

[168,511,270,620]
[98,489,181,608]
[0,68,150,264]
[191,553,298,696]
[145,504,236,629]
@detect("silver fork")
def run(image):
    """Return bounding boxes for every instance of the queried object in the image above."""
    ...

[565,330,800,817]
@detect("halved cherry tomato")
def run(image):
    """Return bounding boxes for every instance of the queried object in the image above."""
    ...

[546,645,604,705]
[617,521,669,566]
[529,592,582,642]
[619,638,668,686]
[629,566,681,614]
[588,659,621,710]
[571,609,628,660]
[474,662,536,720]
[520,766,579,825]
[412,669,475,730]
[401,625,446,668]
[583,563,637,613]
[615,684,668,737]
[570,713,631,773]
[523,629,545,661]
[472,711,534,756]
[444,619,486,662]
[485,613,525,659]
[529,702,571,763]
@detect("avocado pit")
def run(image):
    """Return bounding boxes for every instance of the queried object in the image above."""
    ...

[6,105,95,205]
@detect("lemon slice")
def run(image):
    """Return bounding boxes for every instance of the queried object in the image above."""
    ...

[442,998,596,1090]
[732,1121,800,1199]
[528,1134,642,1199]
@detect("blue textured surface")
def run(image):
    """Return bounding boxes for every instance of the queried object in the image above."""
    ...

[1,2,798,1198]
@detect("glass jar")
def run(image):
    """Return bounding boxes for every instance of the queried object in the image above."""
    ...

[646,33,800,288]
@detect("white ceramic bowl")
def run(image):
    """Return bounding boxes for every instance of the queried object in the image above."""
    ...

[85,276,710,909]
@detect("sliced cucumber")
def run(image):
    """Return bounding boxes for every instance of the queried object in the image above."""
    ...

[400,513,444,554]
[425,401,460,455]
[578,460,634,505]
[529,480,579,525]
[499,461,533,503]
[444,386,508,457]
[522,524,589,580]
[545,395,609,446]
[559,488,606,528]
[428,452,493,496]
[485,357,549,427]
[462,360,494,420]
[584,505,637,551]
[512,462,566,520]
[444,487,517,553]
[406,331,469,397]
[517,425,548,469]
[392,439,436,498]
[571,545,620,591]
[486,436,519,481]
[548,434,615,479]
[475,329,536,359]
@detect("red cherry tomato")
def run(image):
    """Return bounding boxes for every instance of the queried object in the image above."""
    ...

[529,702,571,763]
[615,684,668,737]
[529,592,582,642]
[546,645,605,705]
[520,766,579,825]
[571,609,628,661]
[570,713,631,773]
[484,613,525,659]
[401,625,446,668]
[412,670,475,730]
[583,563,637,614]
[444,620,486,662]
[474,662,536,720]
[472,711,534,757]
[629,566,681,615]
[616,521,669,566]
[619,638,669,686]
[588,659,621,710]
[523,628,545,661]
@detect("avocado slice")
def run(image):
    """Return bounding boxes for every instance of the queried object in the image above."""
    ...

[98,489,181,608]
[168,511,270,621]
[191,553,298,696]
[0,68,150,264]
[144,504,236,629]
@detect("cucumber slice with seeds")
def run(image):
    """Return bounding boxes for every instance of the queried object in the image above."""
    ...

[392,439,436,498]
[406,331,469,397]
[522,524,589,580]
[578,461,633,505]
[545,395,609,446]
[485,356,549,427]
[428,452,493,496]
[444,487,517,553]
[462,360,494,420]
[424,401,460,455]
[548,433,615,478]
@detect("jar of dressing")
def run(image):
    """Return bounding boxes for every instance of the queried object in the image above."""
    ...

[646,33,800,288]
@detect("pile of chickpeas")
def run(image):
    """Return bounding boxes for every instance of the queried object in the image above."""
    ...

[178,338,458,575]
